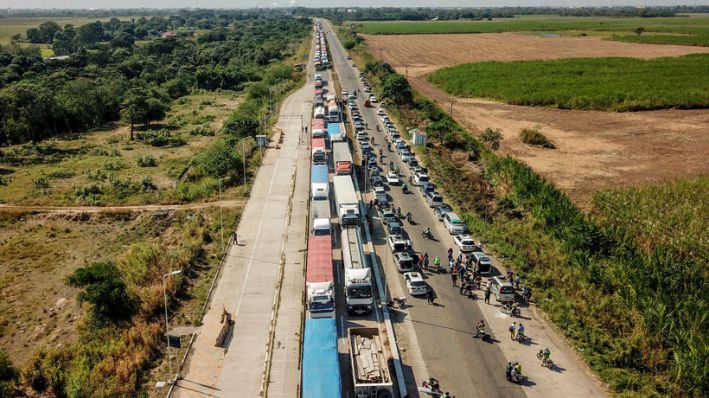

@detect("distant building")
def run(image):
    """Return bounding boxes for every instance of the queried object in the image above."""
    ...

[44,55,70,63]
[160,32,177,39]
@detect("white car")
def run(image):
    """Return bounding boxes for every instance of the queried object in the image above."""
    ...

[386,171,400,185]
[377,108,386,116]
[374,185,386,194]
[404,272,428,296]
[369,95,377,103]
[341,90,348,97]
[454,234,478,253]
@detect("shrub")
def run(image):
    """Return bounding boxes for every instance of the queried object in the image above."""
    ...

[519,127,555,149]
[33,176,50,190]
[189,125,215,137]
[0,350,19,397]
[136,155,158,167]
[481,127,503,150]
[47,170,75,179]
[194,138,242,180]
[135,129,186,147]
[104,160,126,171]
[66,261,136,321]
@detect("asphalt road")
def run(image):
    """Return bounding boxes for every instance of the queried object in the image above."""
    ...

[325,21,526,398]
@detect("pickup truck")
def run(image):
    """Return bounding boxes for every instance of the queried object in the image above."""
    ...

[387,235,412,253]
[393,251,415,272]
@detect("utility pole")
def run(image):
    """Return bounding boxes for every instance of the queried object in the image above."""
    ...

[162,270,182,385]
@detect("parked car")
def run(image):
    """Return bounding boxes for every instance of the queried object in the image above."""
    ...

[413,172,429,185]
[454,234,478,253]
[443,212,466,234]
[471,251,492,275]
[387,221,403,236]
[425,191,443,208]
[371,176,384,187]
[420,182,435,195]
[381,210,398,225]
[404,272,428,296]
[369,95,377,103]
[489,276,515,302]
[376,192,389,207]
[394,251,416,272]
[433,204,453,221]
[377,108,386,116]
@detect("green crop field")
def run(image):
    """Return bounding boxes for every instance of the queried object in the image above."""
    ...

[356,15,709,46]
[0,17,139,44]
[428,54,709,111]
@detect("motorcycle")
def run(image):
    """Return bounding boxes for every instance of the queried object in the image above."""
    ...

[501,302,521,317]
[406,212,414,224]
[420,377,441,394]
[474,325,486,339]
[388,296,408,309]
[509,369,526,384]
[515,330,527,343]
[402,184,409,194]
[421,229,433,240]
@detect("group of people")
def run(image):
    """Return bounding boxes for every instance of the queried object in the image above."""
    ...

[508,321,526,341]
[506,361,523,382]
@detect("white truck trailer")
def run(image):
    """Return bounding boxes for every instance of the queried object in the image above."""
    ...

[341,227,373,315]
[333,175,360,226]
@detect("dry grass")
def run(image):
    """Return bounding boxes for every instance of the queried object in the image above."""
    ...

[0,91,241,206]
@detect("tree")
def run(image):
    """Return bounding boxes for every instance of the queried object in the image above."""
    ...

[380,74,412,105]
[10,33,21,43]
[634,27,646,36]
[145,97,168,127]
[426,118,454,149]
[196,138,242,179]
[75,21,105,47]
[34,21,61,44]
[120,88,148,140]
[66,261,135,321]
[110,32,135,49]
[52,25,76,56]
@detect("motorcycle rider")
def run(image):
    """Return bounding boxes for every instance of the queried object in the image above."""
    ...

[424,227,432,239]
[541,347,551,366]
[476,320,485,336]
[402,183,408,193]
[406,211,412,223]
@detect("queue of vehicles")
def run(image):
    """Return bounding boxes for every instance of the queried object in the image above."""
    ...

[302,21,393,398]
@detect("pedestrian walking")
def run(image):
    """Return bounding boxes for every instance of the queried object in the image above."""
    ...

[233,231,238,245]
[507,269,514,281]
[424,254,430,270]
[515,274,521,290]
[509,322,517,340]
[451,272,458,287]
[484,285,492,304]
[427,289,435,305]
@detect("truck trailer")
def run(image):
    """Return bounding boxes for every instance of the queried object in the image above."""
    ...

[333,175,360,226]
[333,142,353,175]
[306,234,335,317]
[341,227,373,315]
[348,327,394,398]
[311,164,329,201]
[301,318,341,398]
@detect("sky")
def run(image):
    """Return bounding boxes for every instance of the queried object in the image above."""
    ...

[1,0,708,9]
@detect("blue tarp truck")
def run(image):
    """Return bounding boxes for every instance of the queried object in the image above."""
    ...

[327,122,345,143]
[301,318,341,398]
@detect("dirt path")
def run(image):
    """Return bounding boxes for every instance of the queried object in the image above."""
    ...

[0,199,245,214]
[365,34,709,205]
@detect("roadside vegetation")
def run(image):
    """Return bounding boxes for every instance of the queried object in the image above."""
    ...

[345,28,707,396]
[355,15,709,46]
[0,10,311,397]
[519,127,555,149]
[428,55,709,111]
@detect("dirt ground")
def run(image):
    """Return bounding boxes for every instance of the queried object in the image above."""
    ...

[364,32,709,77]
[366,33,709,206]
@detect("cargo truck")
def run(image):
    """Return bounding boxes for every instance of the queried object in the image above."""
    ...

[333,142,353,175]
[312,137,327,164]
[311,164,329,200]
[341,227,373,315]
[328,122,345,143]
[348,327,394,398]
[306,234,335,317]
[301,318,341,398]
[333,175,360,226]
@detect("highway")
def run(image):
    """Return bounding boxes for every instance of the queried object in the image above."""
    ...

[324,21,525,398]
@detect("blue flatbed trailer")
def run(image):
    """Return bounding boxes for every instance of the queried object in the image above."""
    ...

[301,318,341,398]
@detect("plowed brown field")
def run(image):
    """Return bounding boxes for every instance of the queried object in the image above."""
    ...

[365,33,709,206]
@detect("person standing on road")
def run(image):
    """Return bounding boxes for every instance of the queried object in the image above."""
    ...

[447,247,453,261]
[509,322,517,340]
[451,272,457,287]
[434,256,441,271]
[484,285,492,304]
[424,253,429,270]
[515,274,522,290]
[427,289,435,305]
